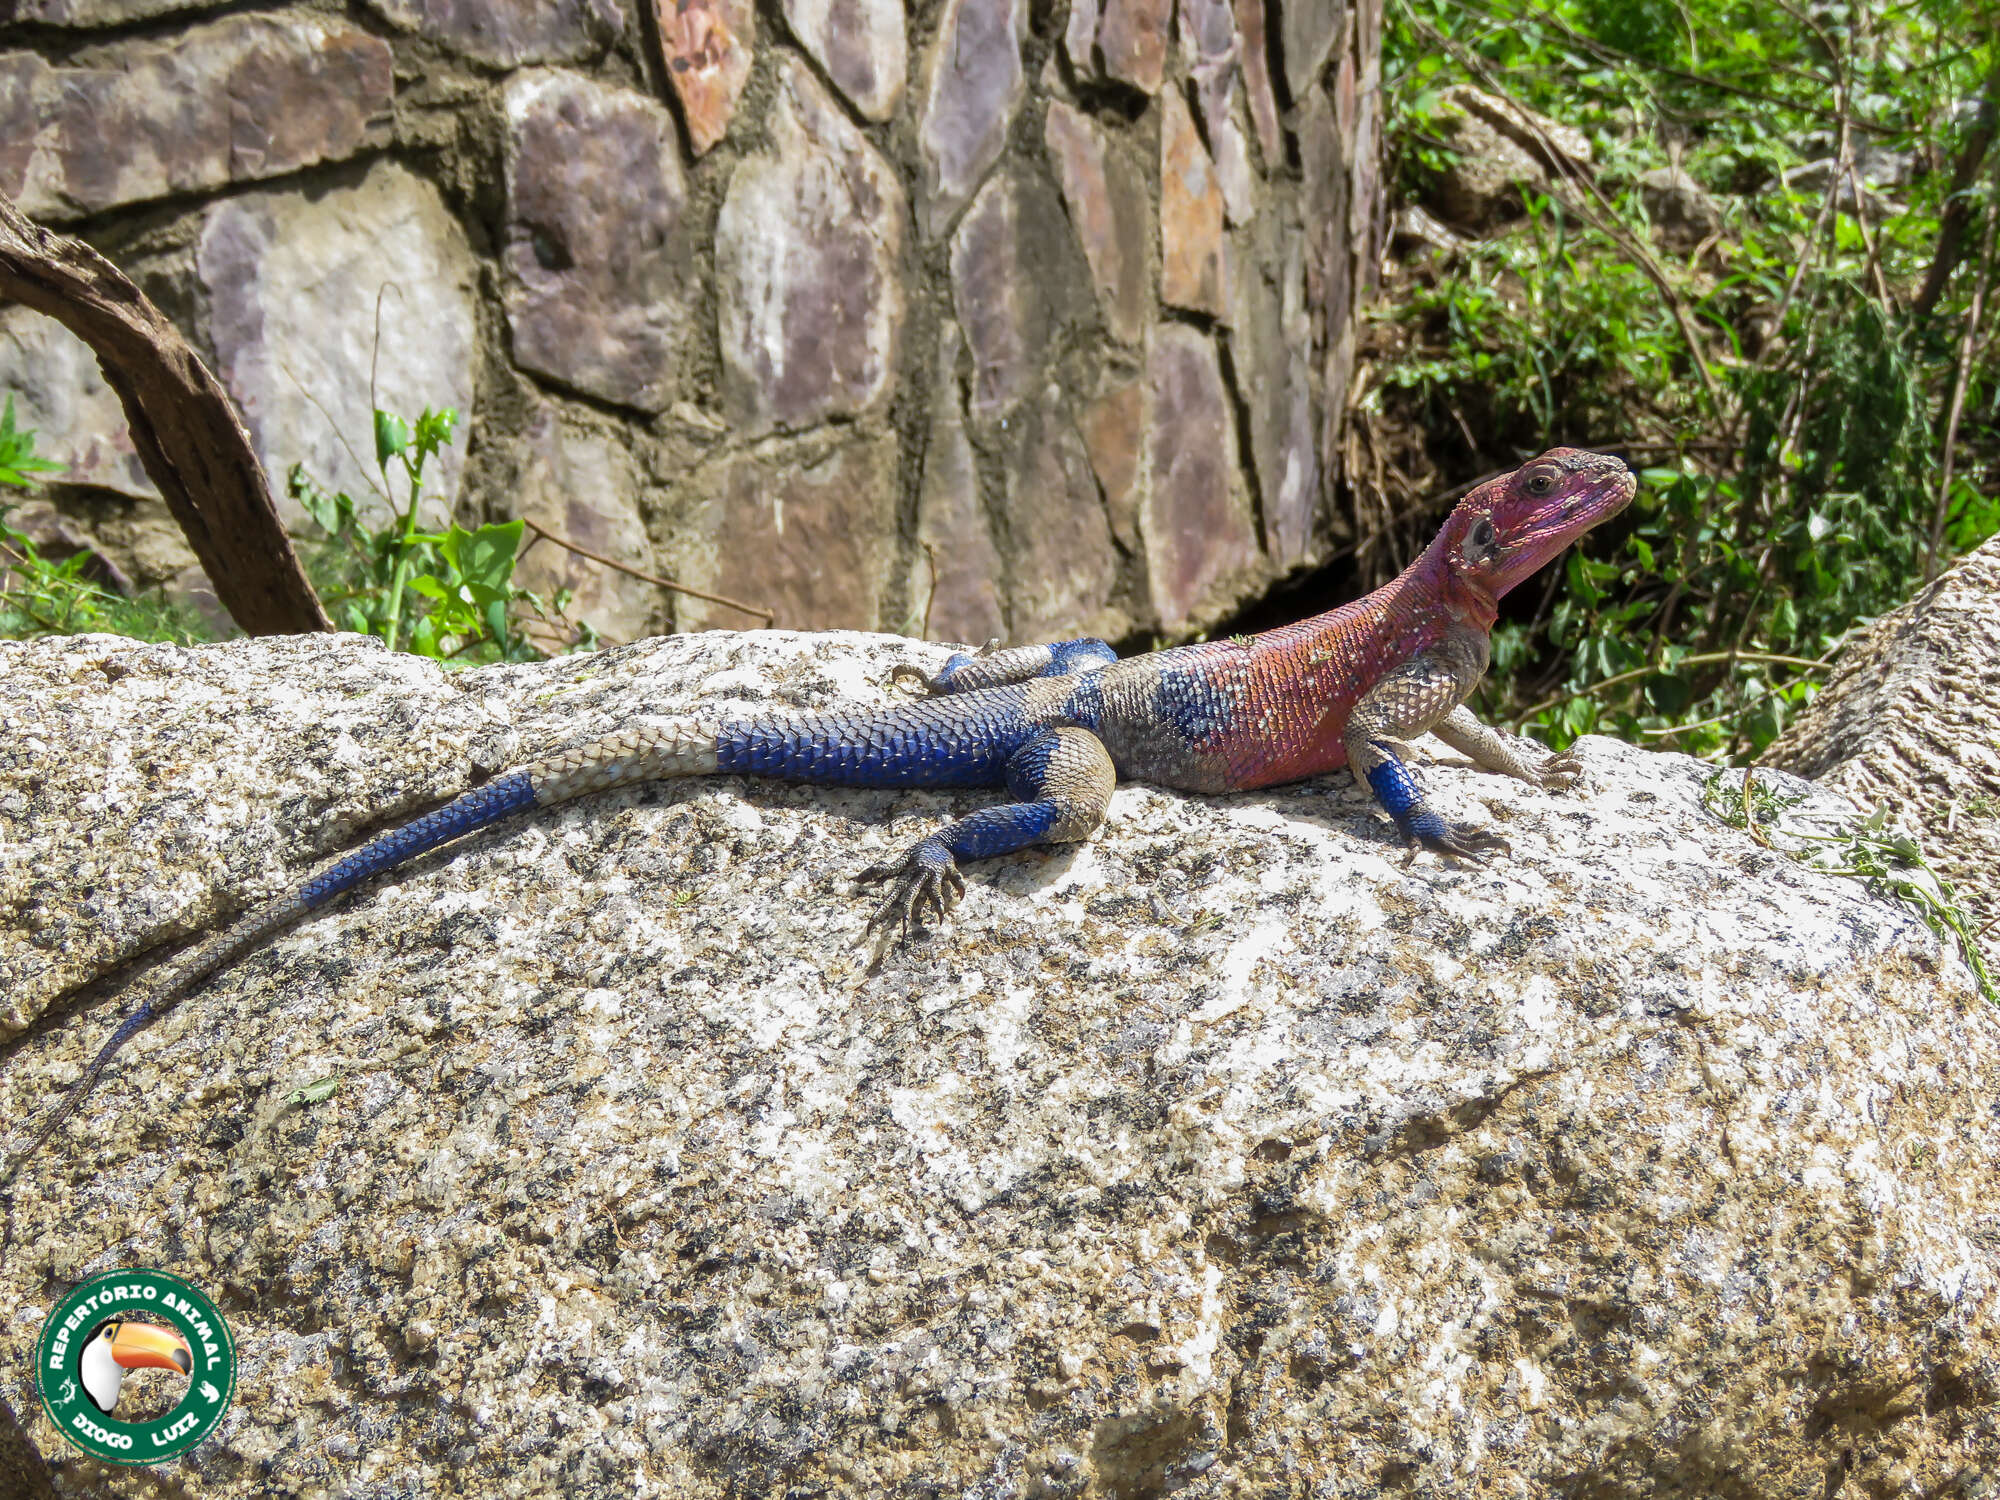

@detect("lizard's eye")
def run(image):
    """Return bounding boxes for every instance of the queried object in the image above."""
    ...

[1527,471,1555,494]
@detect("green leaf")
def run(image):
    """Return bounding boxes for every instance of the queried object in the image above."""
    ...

[451,520,525,592]
[374,410,412,466]
[405,574,452,601]
[414,407,458,462]
[0,393,65,488]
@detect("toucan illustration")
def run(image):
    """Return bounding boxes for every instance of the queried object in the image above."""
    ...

[78,1320,192,1415]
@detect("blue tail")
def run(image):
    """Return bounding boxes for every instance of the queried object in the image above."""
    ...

[298,770,538,910]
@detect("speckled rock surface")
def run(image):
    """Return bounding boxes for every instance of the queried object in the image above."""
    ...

[1765,531,2000,937]
[5,630,1993,1497]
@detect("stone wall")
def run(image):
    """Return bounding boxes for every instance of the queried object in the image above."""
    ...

[0,0,1382,648]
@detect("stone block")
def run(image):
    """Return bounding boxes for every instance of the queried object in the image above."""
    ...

[364,0,624,68]
[1232,0,1283,163]
[716,59,908,432]
[1230,217,1320,564]
[1180,0,1256,221]
[916,0,1026,237]
[197,162,480,532]
[510,408,659,647]
[1044,101,1149,346]
[502,69,689,414]
[7,0,227,23]
[1079,376,1143,553]
[0,307,159,501]
[652,0,754,155]
[0,57,32,205]
[676,432,899,633]
[1160,88,1231,319]
[1002,392,1122,644]
[1063,0,1100,74]
[1145,325,1255,629]
[1281,0,1343,101]
[1098,0,1169,93]
[912,327,1004,647]
[781,0,906,122]
[949,173,1041,423]
[1,14,392,222]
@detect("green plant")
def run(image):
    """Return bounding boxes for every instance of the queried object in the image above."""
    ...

[1704,768,1995,1003]
[0,394,219,645]
[0,394,63,490]
[1379,0,2000,763]
[291,404,593,662]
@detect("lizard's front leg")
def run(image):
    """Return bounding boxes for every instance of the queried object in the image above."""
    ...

[856,727,1115,939]
[1343,631,1508,859]
[1428,704,1582,791]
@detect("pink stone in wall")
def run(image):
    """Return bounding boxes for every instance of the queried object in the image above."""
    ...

[1080,377,1144,552]
[653,0,754,156]
[782,0,906,122]
[502,69,689,413]
[1230,218,1320,564]
[917,0,1026,238]
[0,57,37,207]
[365,0,624,68]
[678,433,900,632]
[915,326,1006,647]
[1,15,392,223]
[1281,0,1343,101]
[1004,394,1122,644]
[511,407,659,647]
[1097,0,1170,94]
[949,174,1038,422]
[715,58,908,431]
[1232,0,1284,164]
[1064,0,1101,74]
[1145,325,1257,630]
[1160,89,1231,320]
[1044,101,1149,346]
[1179,0,1257,222]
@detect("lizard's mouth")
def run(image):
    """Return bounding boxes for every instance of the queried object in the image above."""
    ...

[1540,462,1637,529]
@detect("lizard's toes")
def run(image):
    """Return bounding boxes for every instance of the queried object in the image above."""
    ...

[1537,751,1583,791]
[858,842,964,944]
[1416,822,1511,861]
[888,664,936,694]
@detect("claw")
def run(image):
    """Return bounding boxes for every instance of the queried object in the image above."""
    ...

[1537,751,1583,792]
[1415,822,1510,861]
[856,841,965,943]
[889,663,935,694]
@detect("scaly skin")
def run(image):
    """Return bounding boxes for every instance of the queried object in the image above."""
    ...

[4,447,1635,1173]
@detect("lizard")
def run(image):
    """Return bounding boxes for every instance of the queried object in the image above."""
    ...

[3,445,1636,1173]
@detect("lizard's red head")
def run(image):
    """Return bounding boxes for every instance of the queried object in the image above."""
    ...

[1440,447,1636,602]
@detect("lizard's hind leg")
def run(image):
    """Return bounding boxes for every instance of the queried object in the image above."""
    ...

[857,727,1115,941]
[897,638,1119,695]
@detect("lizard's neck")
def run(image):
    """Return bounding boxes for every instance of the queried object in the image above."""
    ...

[1276,535,1499,647]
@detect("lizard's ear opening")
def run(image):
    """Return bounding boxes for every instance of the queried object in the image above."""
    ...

[1458,514,1500,568]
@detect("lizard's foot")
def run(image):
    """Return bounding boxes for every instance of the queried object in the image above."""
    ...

[856,839,966,941]
[1411,818,1510,861]
[891,639,1003,695]
[1535,750,1583,792]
